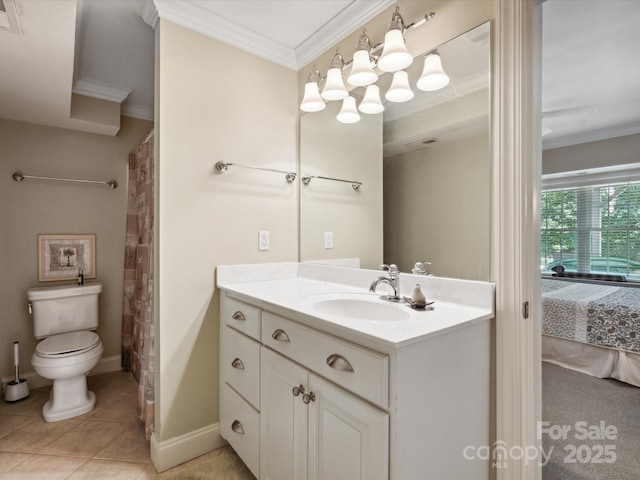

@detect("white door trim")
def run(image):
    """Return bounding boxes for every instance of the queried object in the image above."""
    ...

[493,1,542,479]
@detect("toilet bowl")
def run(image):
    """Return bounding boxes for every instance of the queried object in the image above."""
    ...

[27,283,103,422]
[31,331,104,422]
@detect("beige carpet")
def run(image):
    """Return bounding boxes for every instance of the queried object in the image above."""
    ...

[542,362,640,480]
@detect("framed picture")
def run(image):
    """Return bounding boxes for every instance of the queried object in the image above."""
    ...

[38,234,96,282]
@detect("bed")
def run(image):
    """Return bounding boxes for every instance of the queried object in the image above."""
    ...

[541,277,640,387]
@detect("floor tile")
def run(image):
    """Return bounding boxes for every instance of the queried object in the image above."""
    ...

[0,414,36,440]
[40,420,128,458]
[0,416,80,453]
[67,458,146,479]
[0,388,50,417]
[88,393,139,423]
[0,453,87,480]
[94,422,150,463]
[88,371,137,397]
[0,451,31,475]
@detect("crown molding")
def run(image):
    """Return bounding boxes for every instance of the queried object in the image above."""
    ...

[153,0,296,69]
[138,0,159,29]
[295,0,395,70]
[152,0,394,71]
[73,79,132,103]
[122,102,154,121]
[543,122,640,151]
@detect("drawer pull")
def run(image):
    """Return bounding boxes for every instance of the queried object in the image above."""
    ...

[326,354,354,373]
[231,420,245,435]
[302,392,316,404]
[271,328,291,342]
[232,311,246,321]
[292,384,305,397]
[231,358,245,370]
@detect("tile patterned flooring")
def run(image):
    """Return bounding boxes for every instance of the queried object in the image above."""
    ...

[0,371,249,479]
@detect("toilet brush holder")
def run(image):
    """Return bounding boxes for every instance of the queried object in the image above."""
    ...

[4,341,29,402]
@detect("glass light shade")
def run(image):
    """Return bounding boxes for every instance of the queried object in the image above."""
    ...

[347,50,377,87]
[300,81,326,112]
[358,85,384,114]
[416,52,450,91]
[385,71,414,103]
[336,96,360,124]
[321,67,348,101]
[377,29,413,72]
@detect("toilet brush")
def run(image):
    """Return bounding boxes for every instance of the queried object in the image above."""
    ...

[4,341,29,402]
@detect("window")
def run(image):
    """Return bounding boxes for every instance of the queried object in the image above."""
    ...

[541,182,640,281]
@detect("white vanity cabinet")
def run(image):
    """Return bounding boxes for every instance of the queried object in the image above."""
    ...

[260,343,389,480]
[219,275,492,480]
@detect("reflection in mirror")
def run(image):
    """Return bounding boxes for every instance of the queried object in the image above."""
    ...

[300,22,491,281]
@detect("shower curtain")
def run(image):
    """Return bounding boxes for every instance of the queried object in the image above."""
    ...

[121,129,155,439]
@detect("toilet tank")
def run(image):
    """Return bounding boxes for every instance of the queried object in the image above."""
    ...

[27,283,102,339]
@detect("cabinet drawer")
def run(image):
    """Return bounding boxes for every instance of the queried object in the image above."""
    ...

[220,382,260,478]
[221,294,261,341]
[220,325,260,408]
[262,312,388,408]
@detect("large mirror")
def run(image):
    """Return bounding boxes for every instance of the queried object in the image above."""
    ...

[300,22,491,281]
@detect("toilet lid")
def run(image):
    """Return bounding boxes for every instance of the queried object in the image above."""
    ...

[36,331,100,356]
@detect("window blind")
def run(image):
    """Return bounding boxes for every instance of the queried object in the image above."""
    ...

[541,182,640,281]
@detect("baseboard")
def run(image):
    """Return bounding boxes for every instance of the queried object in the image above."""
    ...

[1,355,122,394]
[150,423,227,473]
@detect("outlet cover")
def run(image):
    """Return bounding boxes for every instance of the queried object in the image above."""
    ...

[324,231,333,249]
[259,230,270,251]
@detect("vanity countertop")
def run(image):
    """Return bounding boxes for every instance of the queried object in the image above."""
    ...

[217,262,495,350]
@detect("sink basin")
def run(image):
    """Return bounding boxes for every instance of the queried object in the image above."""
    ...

[310,294,411,322]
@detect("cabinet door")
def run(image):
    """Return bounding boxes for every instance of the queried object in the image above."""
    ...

[260,347,308,480]
[308,374,389,480]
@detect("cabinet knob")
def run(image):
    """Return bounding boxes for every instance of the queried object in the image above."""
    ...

[292,384,305,397]
[271,328,291,342]
[232,311,246,321]
[302,392,316,404]
[231,420,244,435]
[231,358,245,370]
[326,354,354,372]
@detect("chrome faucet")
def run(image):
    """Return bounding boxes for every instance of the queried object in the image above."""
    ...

[369,264,401,301]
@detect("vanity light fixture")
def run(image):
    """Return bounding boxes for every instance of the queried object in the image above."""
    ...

[385,71,414,103]
[336,96,361,124]
[321,50,348,101]
[416,50,450,91]
[300,65,326,112]
[358,84,384,114]
[377,6,413,73]
[347,31,377,87]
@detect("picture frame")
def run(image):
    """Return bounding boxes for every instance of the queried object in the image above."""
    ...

[38,234,96,282]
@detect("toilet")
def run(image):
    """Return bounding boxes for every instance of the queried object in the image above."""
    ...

[27,282,104,422]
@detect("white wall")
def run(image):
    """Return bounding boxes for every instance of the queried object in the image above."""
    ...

[543,133,640,174]
[156,19,298,443]
[0,116,153,380]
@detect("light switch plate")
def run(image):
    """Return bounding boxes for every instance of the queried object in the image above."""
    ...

[324,231,333,249]
[259,230,270,251]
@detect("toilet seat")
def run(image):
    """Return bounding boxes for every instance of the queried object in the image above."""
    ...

[35,331,100,358]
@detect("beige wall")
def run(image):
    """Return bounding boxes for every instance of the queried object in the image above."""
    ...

[542,133,640,174]
[300,102,383,269]
[0,116,153,380]
[384,133,491,279]
[156,19,298,441]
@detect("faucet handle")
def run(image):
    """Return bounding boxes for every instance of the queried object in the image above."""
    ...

[380,264,399,276]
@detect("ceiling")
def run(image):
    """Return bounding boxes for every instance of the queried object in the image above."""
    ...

[0,0,638,149]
